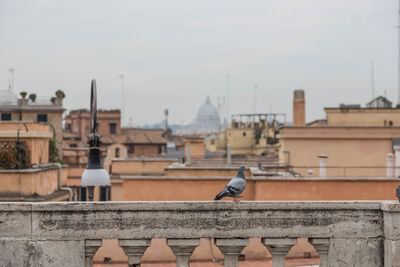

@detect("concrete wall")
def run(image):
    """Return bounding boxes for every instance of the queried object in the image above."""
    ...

[1,201,395,267]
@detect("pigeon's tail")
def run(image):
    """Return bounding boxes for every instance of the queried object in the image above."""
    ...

[214,191,226,200]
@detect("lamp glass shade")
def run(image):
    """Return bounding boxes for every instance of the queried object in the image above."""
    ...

[81,168,110,186]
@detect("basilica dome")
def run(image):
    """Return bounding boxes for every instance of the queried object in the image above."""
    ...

[196,96,220,123]
[191,96,220,133]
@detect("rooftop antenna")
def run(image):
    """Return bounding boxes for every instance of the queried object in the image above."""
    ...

[398,0,400,105]
[226,73,230,122]
[117,74,125,127]
[371,61,375,99]
[8,68,14,102]
[253,84,258,113]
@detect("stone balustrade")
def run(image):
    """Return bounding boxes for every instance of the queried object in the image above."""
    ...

[1,201,400,266]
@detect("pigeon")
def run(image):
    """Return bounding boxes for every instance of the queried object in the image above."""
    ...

[214,166,246,202]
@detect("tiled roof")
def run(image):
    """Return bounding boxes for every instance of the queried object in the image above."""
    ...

[102,128,167,145]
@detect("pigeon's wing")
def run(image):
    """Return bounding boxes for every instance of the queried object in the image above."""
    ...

[214,177,247,200]
[226,177,246,196]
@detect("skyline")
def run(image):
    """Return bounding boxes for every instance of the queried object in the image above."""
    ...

[0,0,398,125]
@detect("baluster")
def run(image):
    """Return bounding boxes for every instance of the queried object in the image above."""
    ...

[118,239,151,267]
[85,239,102,267]
[167,238,200,267]
[309,238,329,267]
[262,238,296,267]
[215,238,249,267]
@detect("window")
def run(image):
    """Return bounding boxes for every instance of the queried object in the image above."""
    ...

[69,144,78,148]
[115,148,120,158]
[66,123,72,132]
[242,132,246,137]
[109,123,117,134]
[37,114,48,122]
[1,113,11,121]
[389,121,394,127]
[128,144,134,154]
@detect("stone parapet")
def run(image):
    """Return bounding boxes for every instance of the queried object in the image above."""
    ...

[0,201,398,266]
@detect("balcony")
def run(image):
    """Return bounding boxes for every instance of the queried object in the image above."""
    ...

[1,201,399,267]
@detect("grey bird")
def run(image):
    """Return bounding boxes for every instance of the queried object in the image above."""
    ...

[214,166,246,202]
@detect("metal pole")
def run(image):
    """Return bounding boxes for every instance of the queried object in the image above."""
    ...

[398,0,400,105]
[227,145,231,166]
[371,61,375,99]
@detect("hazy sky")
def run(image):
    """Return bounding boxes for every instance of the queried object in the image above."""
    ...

[0,0,398,125]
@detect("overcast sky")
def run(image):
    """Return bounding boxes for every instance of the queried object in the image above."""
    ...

[0,0,398,125]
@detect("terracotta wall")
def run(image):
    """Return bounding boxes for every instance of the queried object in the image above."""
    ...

[111,159,178,175]
[164,168,252,177]
[129,144,161,157]
[0,167,59,196]
[0,122,52,165]
[184,140,205,159]
[27,138,50,164]
[21,111,63,152]
[122,178,399,201]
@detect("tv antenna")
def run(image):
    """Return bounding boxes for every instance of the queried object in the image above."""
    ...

[371,61,375,99]
[117,74,125,127]
[253,84,258,113]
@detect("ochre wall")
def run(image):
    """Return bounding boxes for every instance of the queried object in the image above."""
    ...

[130,144,160,157]
[164,168,252,177]
[122,178,399,201]
[279,127,400,177]
[0,168,58,196]
[184,139,205,159]
[282,138,391,177]
[326,108,400,127]
[111,159,178,175]
[0,122,52,165]
[122,179,255,201]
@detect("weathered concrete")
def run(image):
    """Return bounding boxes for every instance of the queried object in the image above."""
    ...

[0,201,397,266]
[0,239,84,267]
[382,201,400,266]
[328,238,383,267]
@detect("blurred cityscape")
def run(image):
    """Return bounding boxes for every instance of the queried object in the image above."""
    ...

[2,1,400,267]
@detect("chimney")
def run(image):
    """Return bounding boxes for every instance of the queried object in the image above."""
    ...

[293,89,305,126]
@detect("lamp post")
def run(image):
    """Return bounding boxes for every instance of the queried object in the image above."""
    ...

[81,79,110,201]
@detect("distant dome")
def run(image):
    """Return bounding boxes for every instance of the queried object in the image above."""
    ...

[196,96,220,123]
[177,96,222,134]
[188,96,220,133]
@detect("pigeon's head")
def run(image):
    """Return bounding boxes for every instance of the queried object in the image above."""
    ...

[237,165,245,179]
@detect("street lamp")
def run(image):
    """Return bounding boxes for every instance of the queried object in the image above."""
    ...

[81,79,110,201]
